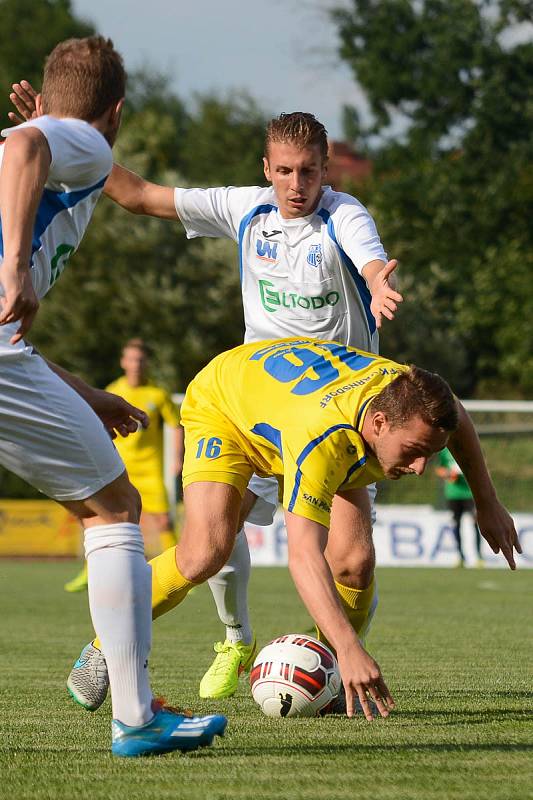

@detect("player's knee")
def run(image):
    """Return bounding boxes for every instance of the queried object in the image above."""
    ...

[86,476,142,525]
[332,545,375,589]
[178,536,234,583]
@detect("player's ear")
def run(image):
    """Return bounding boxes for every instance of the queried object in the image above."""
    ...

[372,411,389,438]
[263,156,271,182]
[35,94,43,117]
[110,97,124,126]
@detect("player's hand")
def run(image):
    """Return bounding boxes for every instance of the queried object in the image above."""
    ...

[476,498,522,570]
[8,80,39,124]
[87,389,149,439]
[369,260,403,329]
[0,265,40,343]
[337,643,395,721]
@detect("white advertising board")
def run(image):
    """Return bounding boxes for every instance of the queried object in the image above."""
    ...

[244,505,533,568]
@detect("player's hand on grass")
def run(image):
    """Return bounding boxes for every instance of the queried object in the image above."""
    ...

[87,389,149,439]
[369,259,403,329]
[337,643,395,721]
[0,265,40,343]
[476,498,522,570]
[8,80,38,124]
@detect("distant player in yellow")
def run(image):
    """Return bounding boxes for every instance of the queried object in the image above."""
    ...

[65,338,183,591]
[69,338,521,718]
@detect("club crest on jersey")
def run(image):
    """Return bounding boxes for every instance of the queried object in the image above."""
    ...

[256,238,279,263]
[307,244,322,267]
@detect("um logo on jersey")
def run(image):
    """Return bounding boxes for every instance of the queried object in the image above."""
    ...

[256,239,279,262]
[259,279,340,313]
[307,244,322,267]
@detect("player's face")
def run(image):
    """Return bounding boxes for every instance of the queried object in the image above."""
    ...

[120,347,147,386]
[372,415,449,480]
[263,142,327,219]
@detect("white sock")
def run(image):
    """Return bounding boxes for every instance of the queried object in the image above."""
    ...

[207,527,253,645]
[84,523,153,727]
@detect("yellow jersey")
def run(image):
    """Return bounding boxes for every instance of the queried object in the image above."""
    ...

[106,376,180,495]
[181,338,408,526]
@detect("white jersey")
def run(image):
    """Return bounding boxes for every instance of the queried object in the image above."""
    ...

[0,117,123,502]
[174,185,386,353]
[0,115,112,302]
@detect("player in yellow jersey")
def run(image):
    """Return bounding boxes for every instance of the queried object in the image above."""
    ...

[69,338,520,719]
[65,338,183,591]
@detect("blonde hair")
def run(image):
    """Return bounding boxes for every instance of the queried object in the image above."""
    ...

[265,112,328,162]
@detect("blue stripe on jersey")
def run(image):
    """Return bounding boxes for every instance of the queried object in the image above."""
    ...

[250,423,283,458]
[317,208,376,336]
[355,396,373,431]
[288,423,355,513]
[0,176,107,260]
[237,203,277,282]
[342,455,367,487]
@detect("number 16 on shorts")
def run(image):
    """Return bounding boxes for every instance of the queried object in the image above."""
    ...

[196,437,223,459]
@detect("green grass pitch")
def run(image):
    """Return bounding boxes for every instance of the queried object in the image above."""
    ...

[0,561,532,800]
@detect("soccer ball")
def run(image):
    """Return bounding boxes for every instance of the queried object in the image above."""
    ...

[250,634,341,717]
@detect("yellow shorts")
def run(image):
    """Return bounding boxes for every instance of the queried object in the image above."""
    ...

[181,389,254,498]
[127,474,169,514]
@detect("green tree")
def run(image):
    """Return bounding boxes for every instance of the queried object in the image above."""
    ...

[179,92,267,186]
[0,0,94,125]
[333,0,533,396]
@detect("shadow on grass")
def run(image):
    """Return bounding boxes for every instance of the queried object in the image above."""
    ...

[395,708,532,725]
[230,741,533,757]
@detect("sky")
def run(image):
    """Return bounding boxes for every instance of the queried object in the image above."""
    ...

[71,0,367,140]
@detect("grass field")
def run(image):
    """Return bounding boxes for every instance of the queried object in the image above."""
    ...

[1,561,532,800]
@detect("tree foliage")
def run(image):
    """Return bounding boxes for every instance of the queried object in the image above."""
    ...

[334,0,533,395]
[0,0,94,126]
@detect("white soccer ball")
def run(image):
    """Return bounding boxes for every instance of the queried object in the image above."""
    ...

[250,634,341,717]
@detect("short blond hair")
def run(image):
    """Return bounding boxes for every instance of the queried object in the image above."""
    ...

[265,112,328,162]
[370,366,458,432]
[41,36,125,121]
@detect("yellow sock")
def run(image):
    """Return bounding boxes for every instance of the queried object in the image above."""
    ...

[316,577,376,649]
[150,545,196,620]
[159,529,177,552]
[92,547,195,649]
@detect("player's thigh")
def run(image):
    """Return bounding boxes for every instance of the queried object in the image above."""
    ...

[0,348,124,505]
[178,481,245,580]
[325,487,375,578]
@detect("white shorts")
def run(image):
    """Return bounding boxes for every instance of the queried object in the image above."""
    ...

[245,474,378,527]
[246,474,279,526]
[0,340,125,502]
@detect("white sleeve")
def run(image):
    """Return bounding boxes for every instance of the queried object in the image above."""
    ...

[334,199,387,272]
[174,185,264,241]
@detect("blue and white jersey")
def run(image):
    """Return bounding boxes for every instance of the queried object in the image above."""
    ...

[0,115,112,302]
[174,185,387,353]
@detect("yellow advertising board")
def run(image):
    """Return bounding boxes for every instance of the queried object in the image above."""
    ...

[0,500,81,557]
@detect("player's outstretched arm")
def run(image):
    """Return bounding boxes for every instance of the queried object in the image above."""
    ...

[362,258,404,329]
[0,127,50,343]
[104,163,177,219]
[447,401,522,569]
[8,80,178,221]
[284,510,394,720]
[45,358,149,439]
